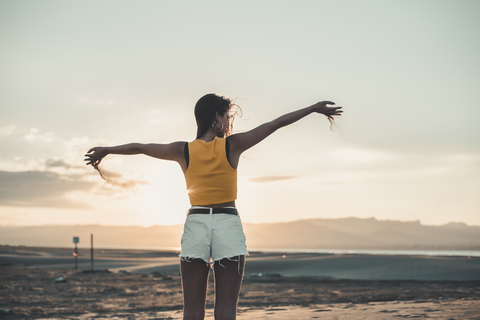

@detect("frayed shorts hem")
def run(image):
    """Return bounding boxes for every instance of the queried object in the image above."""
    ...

[180,253,248,273]
[180,252,249,267]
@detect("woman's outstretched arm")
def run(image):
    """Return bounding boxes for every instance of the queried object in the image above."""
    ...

[228,101,342,167]
[84,142,187,171]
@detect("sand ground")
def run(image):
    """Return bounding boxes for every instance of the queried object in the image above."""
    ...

[1,246,479,319]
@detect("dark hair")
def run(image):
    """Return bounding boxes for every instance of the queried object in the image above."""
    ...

[194,93,240,139]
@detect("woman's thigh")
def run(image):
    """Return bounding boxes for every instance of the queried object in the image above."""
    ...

[180,258,210,313]
[213,255,245,313]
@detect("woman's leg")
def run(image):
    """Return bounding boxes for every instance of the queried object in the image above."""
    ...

[180,258,210,320]
[213,255,245,320]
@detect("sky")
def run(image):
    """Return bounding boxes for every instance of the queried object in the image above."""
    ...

[1,0,479,228]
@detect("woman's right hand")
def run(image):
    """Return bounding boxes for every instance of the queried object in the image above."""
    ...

[84,147,108,167]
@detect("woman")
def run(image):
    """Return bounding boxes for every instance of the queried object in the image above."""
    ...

[84,93,342,320]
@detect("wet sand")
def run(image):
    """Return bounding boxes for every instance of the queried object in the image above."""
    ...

[1,246,479,319]
[2,246,479,281]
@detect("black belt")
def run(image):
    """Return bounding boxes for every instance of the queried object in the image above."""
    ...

[188,208,238,215]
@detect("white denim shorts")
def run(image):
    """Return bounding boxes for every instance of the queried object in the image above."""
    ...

[180,207,248,265]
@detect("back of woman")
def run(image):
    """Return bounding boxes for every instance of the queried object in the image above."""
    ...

[84,93,342,320]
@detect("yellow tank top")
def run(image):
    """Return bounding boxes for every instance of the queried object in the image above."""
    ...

[184,137,237,206]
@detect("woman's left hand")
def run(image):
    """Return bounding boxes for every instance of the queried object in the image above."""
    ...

[312,101,343,117]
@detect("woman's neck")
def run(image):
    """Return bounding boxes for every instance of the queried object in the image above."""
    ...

[198,130,220,142]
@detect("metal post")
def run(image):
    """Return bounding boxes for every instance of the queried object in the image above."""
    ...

[73,236,79,270]
[90,233,94,271]
[74,243,78,270]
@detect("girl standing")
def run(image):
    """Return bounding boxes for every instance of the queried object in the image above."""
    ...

[85,93,342,320]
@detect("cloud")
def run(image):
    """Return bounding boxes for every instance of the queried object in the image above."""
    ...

[0,124,149,209]
[24,127,54,143]
[327,148,390,163]
[1,125,15,136]
[248,175,298,183]
[45,159,77,169]
[91,166,148,189]
[0,170,94,208]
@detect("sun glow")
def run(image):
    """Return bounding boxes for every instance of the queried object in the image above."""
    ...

[328,149,389,163]
[133,162,190,226]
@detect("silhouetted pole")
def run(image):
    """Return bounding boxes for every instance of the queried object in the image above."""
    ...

[74,243,78,269]
[90,233,94,271]
[73,236,79,270]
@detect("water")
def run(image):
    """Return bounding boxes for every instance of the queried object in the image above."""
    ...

[84,245,480,257]
[250,248,480,257]
[11,244,480,257]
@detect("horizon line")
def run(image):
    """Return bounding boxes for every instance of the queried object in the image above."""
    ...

[0,217,477,228]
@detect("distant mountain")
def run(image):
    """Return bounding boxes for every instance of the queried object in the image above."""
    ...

[1,218,479,250]
[0,224,184,249]
[243,218,480,250]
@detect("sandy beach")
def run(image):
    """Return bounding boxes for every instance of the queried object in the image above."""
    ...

[1,246,479,319]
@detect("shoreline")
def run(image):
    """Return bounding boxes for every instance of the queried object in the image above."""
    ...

[1,266,479,319]
[2,244,480,257]
[2,246,480,281]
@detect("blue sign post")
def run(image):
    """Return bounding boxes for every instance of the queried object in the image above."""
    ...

[90,234,94,271]
[73,237,79,269]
